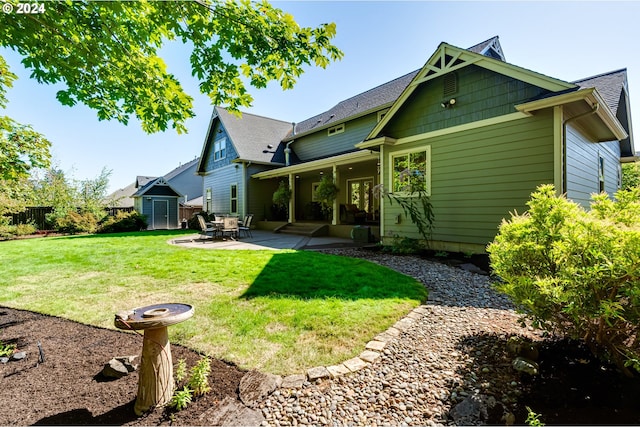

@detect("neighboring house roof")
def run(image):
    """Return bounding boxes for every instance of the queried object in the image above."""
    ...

[164,157,200,181]
[132,177,182,198]
[183,196,203,207]
[136,175,157,188]
[105,182,137,208]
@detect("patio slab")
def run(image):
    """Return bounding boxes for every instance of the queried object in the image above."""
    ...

[169,230,360,251]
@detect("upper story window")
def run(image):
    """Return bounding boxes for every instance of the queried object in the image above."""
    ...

[390,147,431,196]
[327,124,345,136]
[214,137,227,161]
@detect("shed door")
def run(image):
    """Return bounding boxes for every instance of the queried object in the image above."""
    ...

[153,200,169,229]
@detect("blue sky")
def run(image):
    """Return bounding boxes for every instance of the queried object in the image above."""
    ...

[2,1,640,194]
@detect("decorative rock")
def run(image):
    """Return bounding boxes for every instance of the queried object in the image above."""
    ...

[512,356,539,375]
[11,351,26,361]
[506,336,539,360]
[359,350,380,363]
[102,357,135,379]
[459,263,487,275]
[343,357,368,372]
[306,366,330,381]
[116,355,138,372]
[393,318,414,331]
[281,374,306,389]
[0,357,9,364]
[326,364,350,378]
[200,396,265,426]
[450,394,504,425]
[239,370,281,407]
[365,340,386,351]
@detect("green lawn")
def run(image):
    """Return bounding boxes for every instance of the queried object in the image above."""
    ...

[0,230,427,374]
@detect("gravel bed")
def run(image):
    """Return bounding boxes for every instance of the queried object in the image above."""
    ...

[258,248,539,426]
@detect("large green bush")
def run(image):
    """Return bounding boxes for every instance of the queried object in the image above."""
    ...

[488,184,640,377]
[97,211,148,233]
[53,210,98,234]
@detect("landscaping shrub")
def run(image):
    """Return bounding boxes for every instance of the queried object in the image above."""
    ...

[488,184,640,377]
[0,219,37,239]
[97,211,147,233]
[53,211,99,234]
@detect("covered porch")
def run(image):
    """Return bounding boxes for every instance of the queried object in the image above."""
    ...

[252,150,381,229]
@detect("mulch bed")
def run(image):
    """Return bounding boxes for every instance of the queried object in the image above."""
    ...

[0,306,246,426]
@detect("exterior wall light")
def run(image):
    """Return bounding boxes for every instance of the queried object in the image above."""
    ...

[441,98,456,108]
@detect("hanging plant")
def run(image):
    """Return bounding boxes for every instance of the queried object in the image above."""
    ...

[272,180,291,210]
[314,174,339,215]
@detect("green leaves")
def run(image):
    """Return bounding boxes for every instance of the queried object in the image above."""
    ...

[0,115,51,181]
[488,184,640,377]
[0,0,343,134]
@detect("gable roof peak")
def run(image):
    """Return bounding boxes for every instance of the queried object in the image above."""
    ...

[466,35,505,61]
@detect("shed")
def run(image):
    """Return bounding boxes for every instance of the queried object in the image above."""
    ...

[132,177,182,229]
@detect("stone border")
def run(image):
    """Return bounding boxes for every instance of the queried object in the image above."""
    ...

[277,305,429,389]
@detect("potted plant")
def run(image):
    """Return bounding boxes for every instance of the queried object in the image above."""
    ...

[314,175,339,217]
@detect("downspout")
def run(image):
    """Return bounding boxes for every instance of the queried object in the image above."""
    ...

[561,103,599,193]
[285,122,295,166]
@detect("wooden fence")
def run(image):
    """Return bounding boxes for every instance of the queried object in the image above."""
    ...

[8,206,135,230]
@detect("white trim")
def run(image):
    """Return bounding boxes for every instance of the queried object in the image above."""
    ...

[230,182,238,214]
[252,150,378,179]
[395,112,529,146]
[346,176,375,208]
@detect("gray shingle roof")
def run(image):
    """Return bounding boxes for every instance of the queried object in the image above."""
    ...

[573,69,627,114]
[291,70,419,138]
[163,157,199,181]
[290,38,507,139]
[466,36,505,61]
[216,107,293,164]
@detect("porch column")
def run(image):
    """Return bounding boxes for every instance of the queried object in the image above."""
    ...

[379,146,385,239]
[288,173,296,223]
[332,165,339,226]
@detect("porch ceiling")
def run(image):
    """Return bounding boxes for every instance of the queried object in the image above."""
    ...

[252,150,379,180]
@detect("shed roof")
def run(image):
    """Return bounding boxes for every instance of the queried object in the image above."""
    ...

[132,177,182,198]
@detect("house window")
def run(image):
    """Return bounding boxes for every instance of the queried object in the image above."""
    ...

[327,124,345,136]
[390,147,431,196]
[214,137,227,161]
[205,187,212,212]
[230,183,238,214]
[377,109,390,122]
[598,156,605,192]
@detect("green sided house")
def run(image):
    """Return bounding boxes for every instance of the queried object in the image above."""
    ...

[197,36,635,253]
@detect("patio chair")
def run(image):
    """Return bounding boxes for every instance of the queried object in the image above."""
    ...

[239,214,253,238]
[221,216,239,240]
[197,215,217,242]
